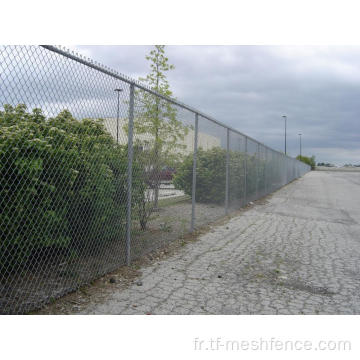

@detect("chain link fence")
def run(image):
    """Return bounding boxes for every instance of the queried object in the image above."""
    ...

[0,45,310,314]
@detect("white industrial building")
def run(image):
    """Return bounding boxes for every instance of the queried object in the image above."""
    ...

[103,118,220,155]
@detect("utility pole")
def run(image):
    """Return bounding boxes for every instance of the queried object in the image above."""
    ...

[298,133,302,158]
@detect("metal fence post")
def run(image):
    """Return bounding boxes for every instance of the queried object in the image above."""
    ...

[126,83,135,266]
[256,143,259,200]
[115,88,122,143]
[244,136,248,206]
[264,147,267,195]
[225,128,230,214]
[190,113,199,232]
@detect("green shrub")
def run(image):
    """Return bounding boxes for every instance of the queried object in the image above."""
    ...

[296,155,316,170]
[0,104,142,272]
[173,147,227,204]
[173,147,264,204]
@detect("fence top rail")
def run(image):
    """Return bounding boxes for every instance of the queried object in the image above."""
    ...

[40,45,307,166]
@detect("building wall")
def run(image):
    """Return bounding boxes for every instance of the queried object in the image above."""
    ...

[103,118,221,155]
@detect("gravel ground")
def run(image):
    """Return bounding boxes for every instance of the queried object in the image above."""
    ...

[131,199,225,259]
[1,196,225,314]
[77,171,360,314]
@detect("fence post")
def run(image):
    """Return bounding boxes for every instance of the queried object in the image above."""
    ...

[190,113,199,232]
[225,128,230,215]
[126,83,135,266]
[244,136,248,206]
[264,147,267,195]
[256,143,259,200]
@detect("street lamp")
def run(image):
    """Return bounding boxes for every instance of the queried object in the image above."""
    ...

[282,115,287,155]
[114,88,123,143]
[298,133,302,158]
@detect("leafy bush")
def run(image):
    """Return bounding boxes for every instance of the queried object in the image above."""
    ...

[173,147,226,204]
[0,105,142,272]
[173,147,264,204]
[296,155,316,170]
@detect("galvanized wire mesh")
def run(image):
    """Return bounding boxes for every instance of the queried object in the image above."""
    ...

[0,45,310,314]
[130,91,195,258]
[193,116,228,226]
[228,130,246,210]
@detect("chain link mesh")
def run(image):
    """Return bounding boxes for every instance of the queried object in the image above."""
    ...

[0,45,310,313]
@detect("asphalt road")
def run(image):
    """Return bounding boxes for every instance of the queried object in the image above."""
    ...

[81,171,360,314]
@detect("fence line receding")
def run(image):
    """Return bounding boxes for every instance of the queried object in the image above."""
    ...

[0,45,310,314]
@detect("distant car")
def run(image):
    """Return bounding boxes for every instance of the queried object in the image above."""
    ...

[159,166,176,181]
[146,166,176,185]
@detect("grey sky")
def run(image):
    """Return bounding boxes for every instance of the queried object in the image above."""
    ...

[73,45,360,165]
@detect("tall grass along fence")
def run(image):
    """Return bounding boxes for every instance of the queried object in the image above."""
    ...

[0,46,310,313]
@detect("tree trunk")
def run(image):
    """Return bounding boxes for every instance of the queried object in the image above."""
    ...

[153,93,160,210]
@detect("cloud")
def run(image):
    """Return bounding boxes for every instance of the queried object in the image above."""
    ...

[1,45,358,165]
[70,45,360,165]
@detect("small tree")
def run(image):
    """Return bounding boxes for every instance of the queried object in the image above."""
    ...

[132,45,189,230]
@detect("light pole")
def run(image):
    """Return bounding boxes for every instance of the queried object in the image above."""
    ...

[114,88,123,143]
[298,133,302,158]
[282,115,287,155]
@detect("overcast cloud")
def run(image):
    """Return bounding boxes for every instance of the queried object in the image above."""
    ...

[73,45,360,165]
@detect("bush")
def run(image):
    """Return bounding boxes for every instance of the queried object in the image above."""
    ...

[0,105,142,272]
[296,155,316,170]
[173,147,226,204]
[173,147,264,204]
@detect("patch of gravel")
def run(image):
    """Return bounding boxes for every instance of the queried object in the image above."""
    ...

[131,200,226,259]
[2,198,228,314]
[33,199,261,315]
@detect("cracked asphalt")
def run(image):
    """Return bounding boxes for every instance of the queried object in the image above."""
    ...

[82,171,360,314]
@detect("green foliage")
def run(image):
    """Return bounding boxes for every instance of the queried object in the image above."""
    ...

[173,147,265,204]
[173,147,227,204]
[130,145,157,231]
[135,45,189,166]
[129,45,189,228]
[296,155,316,170]
[0,104,142,272]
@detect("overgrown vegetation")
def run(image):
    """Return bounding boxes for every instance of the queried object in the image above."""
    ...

[0,104,144,272]
[173,147,265,204]
[317,162,335,167]
[296,155,316,170]
[130,45,189,229]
